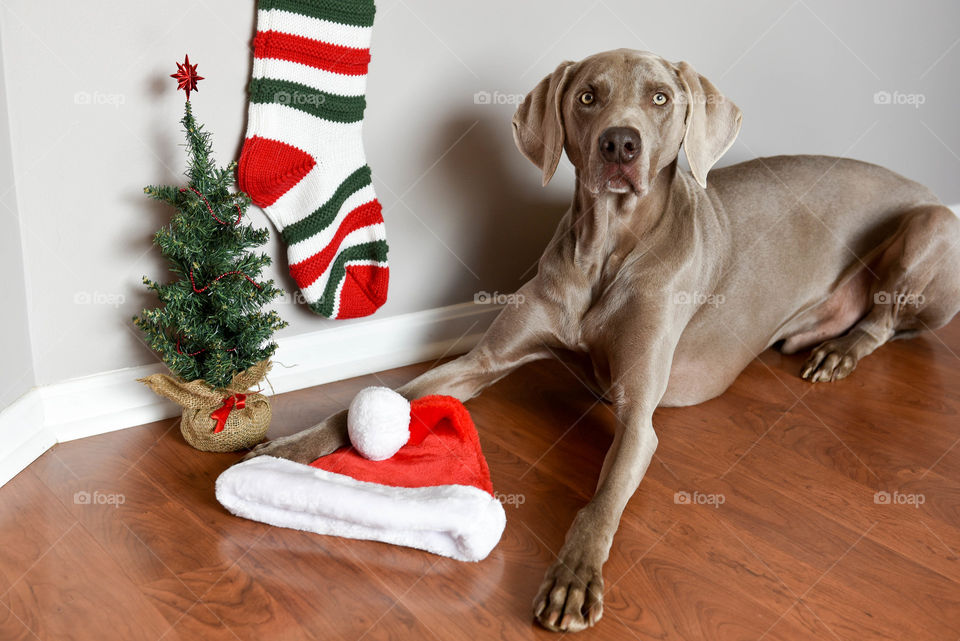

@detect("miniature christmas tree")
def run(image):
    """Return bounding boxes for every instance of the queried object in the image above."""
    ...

[134,99,286,388]
[134,57,287,452]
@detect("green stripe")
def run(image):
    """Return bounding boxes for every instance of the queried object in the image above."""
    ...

[259,0,375,27]
[250,78,366,124]
[309,240,389,317]
[282,166,372,245]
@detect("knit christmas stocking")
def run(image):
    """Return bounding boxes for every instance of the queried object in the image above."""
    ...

[239,0,388,319]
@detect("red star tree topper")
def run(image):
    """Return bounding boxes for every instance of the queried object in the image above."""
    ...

[171,54,204,100]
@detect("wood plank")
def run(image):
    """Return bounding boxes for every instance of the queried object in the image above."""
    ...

[0,469,77,596]
[4,523,183,641]
[0,319,956,639]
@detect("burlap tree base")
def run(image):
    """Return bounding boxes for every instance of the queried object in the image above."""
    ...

[139,360,272,452]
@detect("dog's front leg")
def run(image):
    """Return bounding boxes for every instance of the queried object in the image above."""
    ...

[534,347,671,633]
[246,280,560,463]
[394,298,555,401]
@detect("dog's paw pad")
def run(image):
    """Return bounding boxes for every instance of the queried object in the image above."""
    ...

[533,559,603,632]
[800,343,858,383]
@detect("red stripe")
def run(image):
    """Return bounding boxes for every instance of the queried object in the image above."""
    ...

[289,200,383,288]
[253,30,370,76]
[337,264,389,318]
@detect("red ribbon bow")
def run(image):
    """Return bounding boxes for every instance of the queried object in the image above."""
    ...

[210,393,247,433]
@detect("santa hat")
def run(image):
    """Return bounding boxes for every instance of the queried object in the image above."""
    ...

[216,387,506,562]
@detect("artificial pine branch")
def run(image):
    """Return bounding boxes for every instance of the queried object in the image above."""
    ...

[134,101,287,389]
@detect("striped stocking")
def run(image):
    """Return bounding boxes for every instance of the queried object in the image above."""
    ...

[239,0,388,319]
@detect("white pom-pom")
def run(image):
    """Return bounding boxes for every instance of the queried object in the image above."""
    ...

[347,386,411,460]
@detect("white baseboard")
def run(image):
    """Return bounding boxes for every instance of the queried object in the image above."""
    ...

[0,392,55,487]
[0,301,502,488]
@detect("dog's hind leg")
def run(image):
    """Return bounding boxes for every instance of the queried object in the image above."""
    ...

[801,205,960,382]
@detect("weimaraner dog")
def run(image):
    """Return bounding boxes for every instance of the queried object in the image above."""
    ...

[247,49,960,632]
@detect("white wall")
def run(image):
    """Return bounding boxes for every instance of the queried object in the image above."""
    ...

[0,0,958,390]
[0,32,35,408]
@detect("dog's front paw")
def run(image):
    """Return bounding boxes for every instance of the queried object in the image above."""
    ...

[241,433,319,464]
[533,554,604,632]
[241,413,349,464]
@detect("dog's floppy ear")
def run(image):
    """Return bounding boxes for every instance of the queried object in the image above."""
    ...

[512,61,575,186]
[674,61,742,188]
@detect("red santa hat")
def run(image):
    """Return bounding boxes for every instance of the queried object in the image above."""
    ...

[216,387,506,562]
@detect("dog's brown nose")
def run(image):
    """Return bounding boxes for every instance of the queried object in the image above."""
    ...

[598,127,641,164]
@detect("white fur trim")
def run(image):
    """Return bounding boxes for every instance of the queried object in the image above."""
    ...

[347,386,410,460]
[216,456,506,562]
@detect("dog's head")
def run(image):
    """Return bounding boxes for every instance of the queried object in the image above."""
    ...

[512,49,742,195]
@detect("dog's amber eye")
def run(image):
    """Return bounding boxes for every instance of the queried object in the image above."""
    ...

[653,92,668,106]
[579,92,595,105]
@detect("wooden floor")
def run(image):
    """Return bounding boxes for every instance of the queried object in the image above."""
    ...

[2,321,960,640]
